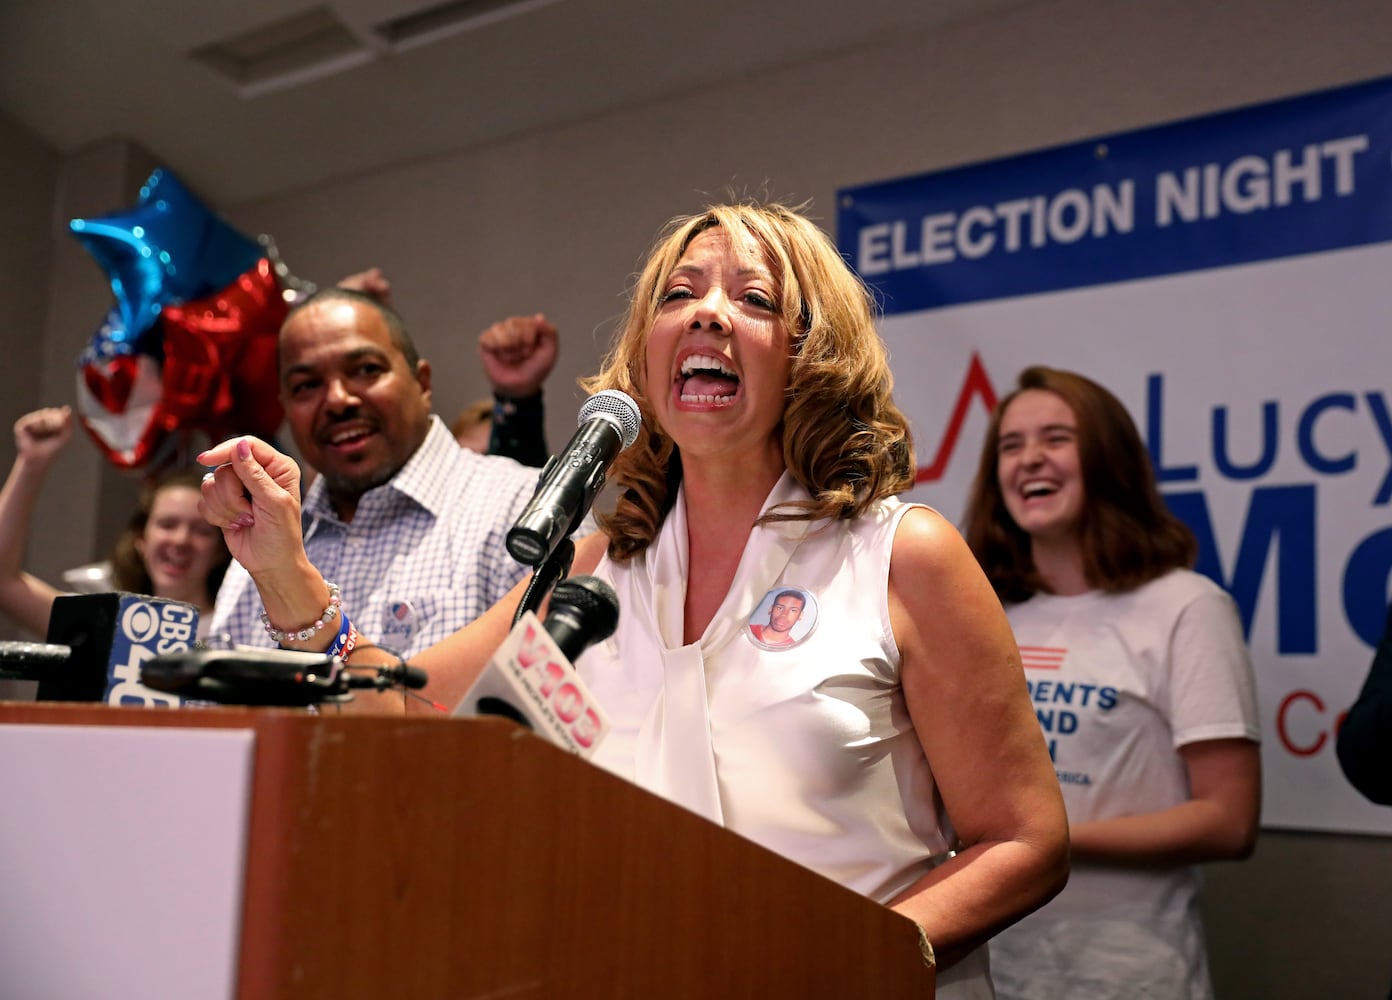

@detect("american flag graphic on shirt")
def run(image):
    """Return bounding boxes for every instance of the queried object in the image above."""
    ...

[1019,646,1066,670]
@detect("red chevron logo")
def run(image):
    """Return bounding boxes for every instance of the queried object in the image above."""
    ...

[915,352,1000,484]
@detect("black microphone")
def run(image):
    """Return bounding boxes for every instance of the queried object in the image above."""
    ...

[355,661,429,691]
[140,646,344,707]
[506,390,641,567]
[453,574,620,755]
[541,576,621,662]
[7,593,203,706]
[0,642,72,680]
[141,646,432,706]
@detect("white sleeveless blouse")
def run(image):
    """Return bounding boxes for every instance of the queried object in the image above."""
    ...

[578,472,993,997]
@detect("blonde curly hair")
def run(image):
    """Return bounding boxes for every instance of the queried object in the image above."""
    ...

[581,201,915,563]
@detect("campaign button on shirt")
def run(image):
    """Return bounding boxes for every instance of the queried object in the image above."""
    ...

[746,586,817,651]
[380,599,419,648]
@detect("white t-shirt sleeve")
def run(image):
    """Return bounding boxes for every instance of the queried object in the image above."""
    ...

[1165,588,1261,748]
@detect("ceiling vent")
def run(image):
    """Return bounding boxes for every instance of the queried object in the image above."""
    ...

[190,1,563,98]
[372,0,563,52]
[190,7,373,99]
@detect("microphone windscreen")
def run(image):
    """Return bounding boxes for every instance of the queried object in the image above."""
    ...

[40,593,200,706]
[579,389,641,450]
[543,576,620,662]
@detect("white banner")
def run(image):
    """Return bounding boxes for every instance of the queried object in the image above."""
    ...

[838,76,1392,834]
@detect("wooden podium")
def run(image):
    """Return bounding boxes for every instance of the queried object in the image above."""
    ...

[0,702,935,998]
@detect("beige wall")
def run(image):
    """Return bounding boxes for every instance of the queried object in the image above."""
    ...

[0,110,56,641]
[0,131,161,638]
[0,111,55,398]
[5,0,1391,994]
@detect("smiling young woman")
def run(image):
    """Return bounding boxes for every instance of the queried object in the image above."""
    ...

[962,366,1261,1000]
[0,406,230,637]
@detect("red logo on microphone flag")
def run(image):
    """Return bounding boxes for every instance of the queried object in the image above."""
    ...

[451,611,609,757]
[1019,646,1066,670]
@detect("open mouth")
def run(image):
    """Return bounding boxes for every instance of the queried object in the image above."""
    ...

[322,422,377,451]
[1020,480,1059,500]
[677,353,740,405]
[153,555,192,576]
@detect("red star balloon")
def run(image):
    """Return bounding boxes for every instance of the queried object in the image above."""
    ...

[159,256,288,445]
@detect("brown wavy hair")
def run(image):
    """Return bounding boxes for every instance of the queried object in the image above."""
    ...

[110,467,232,597]
[581,201,915,563]
[962,365,1196,602]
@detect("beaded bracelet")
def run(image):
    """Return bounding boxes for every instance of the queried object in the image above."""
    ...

[277,604,358,663]
[261,581,341,643]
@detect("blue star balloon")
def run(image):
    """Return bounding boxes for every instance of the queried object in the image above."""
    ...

[76,304,165,370]
[69,168,262,334]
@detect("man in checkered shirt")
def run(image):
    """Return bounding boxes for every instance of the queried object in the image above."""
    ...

[208,287,549,659]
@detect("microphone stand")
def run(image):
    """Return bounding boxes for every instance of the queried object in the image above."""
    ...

[512,537,575,627]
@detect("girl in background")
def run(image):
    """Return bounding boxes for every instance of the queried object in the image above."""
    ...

[0,406,229,638]
[963,365,1261,1000]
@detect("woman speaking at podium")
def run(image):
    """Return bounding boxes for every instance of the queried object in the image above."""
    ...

[198,201,1069,996]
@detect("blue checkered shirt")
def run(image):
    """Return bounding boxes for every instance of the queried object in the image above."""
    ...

[209,416,543,659]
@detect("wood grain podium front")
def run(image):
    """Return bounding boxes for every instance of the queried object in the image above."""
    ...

[0,702,934,998]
